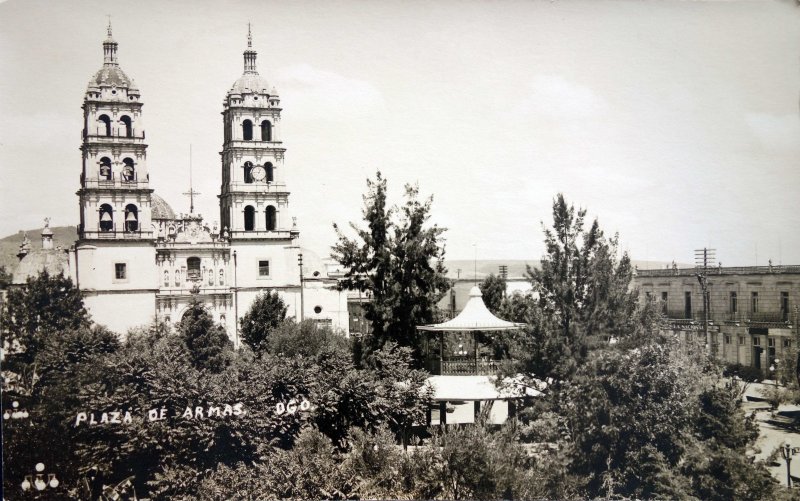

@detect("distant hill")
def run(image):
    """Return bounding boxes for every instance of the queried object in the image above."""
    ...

[0,226,77,273]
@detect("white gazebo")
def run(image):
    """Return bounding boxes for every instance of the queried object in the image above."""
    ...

[417,286,532,425]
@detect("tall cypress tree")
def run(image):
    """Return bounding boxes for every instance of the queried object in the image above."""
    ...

[333,172,449,365]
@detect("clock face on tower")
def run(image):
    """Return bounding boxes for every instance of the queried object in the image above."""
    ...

[250,166,266,182]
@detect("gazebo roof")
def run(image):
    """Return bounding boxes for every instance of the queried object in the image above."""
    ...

[418,286,526,332]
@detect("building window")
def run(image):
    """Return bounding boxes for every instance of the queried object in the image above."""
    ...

[261,120,272,141]
[122,158,135,182]
[753,337,760,346]
[98,114,111,136]
[99,157,112,180]
[99,204,114,232]
[768,338,775,348]
[265,162,274,183]
[684,291,692,319]
[120,115,133,137]
[314,305,322,314]
[187,257,201,282]
[124,204,138,232]
[244,161,253,184]
[751,292,759,313]
[258,260,270,277]
[730,292,737,314]
[244,206,255,231]
[781,292,789,321]
[724,334,731,344]
[242,119,253,140]
[114,263,127,280]
[738,335,745,345]
[784,339,792,348]
[266,205,276,231]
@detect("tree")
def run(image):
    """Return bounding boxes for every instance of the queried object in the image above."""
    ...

[0,265,11,289]
[479,273,506,314]
[178,298,234,373]
[240,290,288,353]
[333,171,450,365]
[1,270,90,364]
[266,320,349,358]
[523,194,640,378]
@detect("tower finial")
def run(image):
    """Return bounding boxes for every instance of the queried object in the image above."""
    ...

[247,22,252,48]
[107,16,113,38]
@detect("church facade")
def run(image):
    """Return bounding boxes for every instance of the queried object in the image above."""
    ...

[61,25,348,342]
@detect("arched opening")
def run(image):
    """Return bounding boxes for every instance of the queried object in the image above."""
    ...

[98,114,111,136]
[120,116,133,137]
[243,161,253,184]
[265,205,277,231]
[124,204,139,232]
[244,206,255,231]
[242,120,253,141]
[99,204,114,232]
[187,257,201,282]
[260,120,272,141]
[265,162,274,183]
[99,157,112,180]
[122,158,135,182]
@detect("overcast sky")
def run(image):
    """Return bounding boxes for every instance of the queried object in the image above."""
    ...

[1,0,799,265]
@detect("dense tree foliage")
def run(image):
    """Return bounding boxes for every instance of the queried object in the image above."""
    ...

[333,171,450,365]
[1,271,89,364]
[178,298,234,372]
[239,290,287,353]
[479,273,506,315]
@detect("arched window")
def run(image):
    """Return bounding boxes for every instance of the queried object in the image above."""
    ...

[265,205,277,231]
[242,120,253,141]
[243,161,253,184]
[124,204,138,232]
[99,204,114,232]
[120,116,133,137]
[260,120,272,141]
[219,269,225,286]
[244,205,255,231]
[187,257,201,282]
[98,114,111,136]
[99,157,112,180]
[122,158,135,182]
[265,162,274,183]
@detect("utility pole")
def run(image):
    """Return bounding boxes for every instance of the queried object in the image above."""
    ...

[695,248,716,357]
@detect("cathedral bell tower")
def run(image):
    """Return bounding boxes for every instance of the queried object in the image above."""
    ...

[219,26,294,240]
[78,22,153,240]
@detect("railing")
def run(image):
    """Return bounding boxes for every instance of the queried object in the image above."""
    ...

[426,359,501,376]
[80,227,152,239]
[637,265,800,278]
[229,229,294,239]
[83,174,147,189]
[83,128,145,140]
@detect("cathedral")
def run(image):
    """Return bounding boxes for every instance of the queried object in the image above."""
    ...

[13,25,349,341]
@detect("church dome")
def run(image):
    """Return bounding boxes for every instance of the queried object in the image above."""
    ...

[151,193,176,220]
[228,72,270,97]
[87,65,133,91]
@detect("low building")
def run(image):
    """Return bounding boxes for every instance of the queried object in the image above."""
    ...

[634,265,800,375]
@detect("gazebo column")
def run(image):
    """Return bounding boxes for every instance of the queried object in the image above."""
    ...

[439,331,444,375]
[474,400,481,423]
[439,401,447,426]
[473,331,479,374]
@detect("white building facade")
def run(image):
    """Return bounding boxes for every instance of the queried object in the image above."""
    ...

[66,25,348,341]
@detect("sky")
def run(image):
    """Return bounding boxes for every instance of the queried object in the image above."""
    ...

[1,0,799,266]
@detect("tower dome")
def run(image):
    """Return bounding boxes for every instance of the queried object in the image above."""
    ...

[226,24,272,101]
[85,21,140,100]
